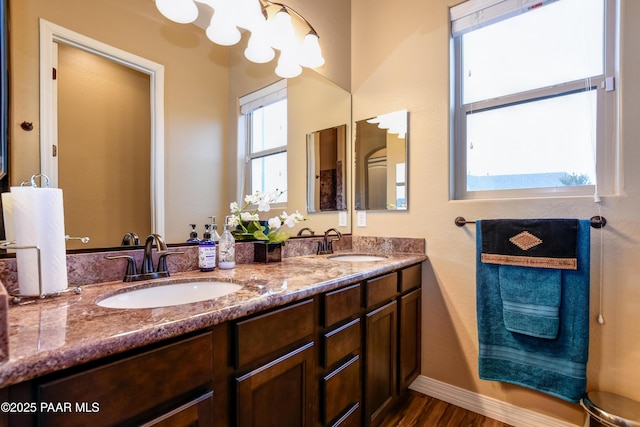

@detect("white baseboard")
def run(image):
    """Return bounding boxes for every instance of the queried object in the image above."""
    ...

[409,375,585,427]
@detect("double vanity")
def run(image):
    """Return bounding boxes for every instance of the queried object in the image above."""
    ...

[0,238,426,427]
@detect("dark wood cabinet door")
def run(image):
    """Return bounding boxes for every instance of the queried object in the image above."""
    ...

[140,392,213,427]
[399,288,421,391]
[37,333,213,427]
[322,354,361,425]
[236,342,315,427]
[365,300,397,427]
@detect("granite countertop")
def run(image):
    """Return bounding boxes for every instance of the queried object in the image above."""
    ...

[0,251,426,388]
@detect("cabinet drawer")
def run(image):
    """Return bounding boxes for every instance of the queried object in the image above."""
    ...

[140,391,213,427]
[38,333,213,427]
[323,318,361,368]
[323,283,361,327]
[235,298,314,368]
[330,404,361,427]
[322,354,361,425]
[400,264,422,293]
[365,272,398,308]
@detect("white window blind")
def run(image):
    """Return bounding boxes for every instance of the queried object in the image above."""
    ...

[450,0,559,37]
[239,79,287,114]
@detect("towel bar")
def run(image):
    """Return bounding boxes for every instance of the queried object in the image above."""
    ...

[454,216,607,229]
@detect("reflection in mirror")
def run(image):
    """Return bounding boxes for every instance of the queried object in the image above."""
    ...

[355,110,408,211]
[8,0,352,253]
[306,124,347,212]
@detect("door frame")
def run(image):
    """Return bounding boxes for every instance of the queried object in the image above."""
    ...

[39,19,165,236]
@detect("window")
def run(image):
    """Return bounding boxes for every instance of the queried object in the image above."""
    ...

[240,80,288,202]
[451,0,616,199]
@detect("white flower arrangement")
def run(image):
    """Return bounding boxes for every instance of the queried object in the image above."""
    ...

[228,190,306,243]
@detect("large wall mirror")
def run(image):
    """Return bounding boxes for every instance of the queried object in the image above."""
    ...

[6,0,352,251]
[306,124,347,212]
[355,110,408,211]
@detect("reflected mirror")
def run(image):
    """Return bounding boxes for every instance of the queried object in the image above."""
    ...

[306,124,347,212]
[355,110,408,211]
[6,0,352,251]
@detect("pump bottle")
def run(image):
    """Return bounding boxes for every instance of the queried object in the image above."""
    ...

[218,223,236,269]
[198,224,216,272]
[186,224,200,243]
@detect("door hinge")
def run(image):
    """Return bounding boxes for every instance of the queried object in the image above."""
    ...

[52,67,57,80]
[52,145,57,157]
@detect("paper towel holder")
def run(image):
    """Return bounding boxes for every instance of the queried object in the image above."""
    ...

[0,241,82,305]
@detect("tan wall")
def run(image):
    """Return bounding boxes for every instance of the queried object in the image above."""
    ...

[57,44,151,248]
[352,0,640,424]
[9,0,229,243]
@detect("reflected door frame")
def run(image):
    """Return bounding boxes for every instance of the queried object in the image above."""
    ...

[38,19,165,236]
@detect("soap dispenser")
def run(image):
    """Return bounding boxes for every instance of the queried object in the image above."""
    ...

[218,221,236,269]
[198,224,216,272]
[186,224,200,243]
[209,216,221,243]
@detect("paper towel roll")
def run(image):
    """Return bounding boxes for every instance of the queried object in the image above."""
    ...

[1,193,15,253]
[11,187,68,296]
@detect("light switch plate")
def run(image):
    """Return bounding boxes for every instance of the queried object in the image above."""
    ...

[356,211,366,227]
[338,211,347,227]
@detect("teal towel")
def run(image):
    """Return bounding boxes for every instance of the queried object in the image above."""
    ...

[476,219,590,403]
[499,266,561,339]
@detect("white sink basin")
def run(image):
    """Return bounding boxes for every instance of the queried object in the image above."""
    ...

[328,254,387,262]
[96,281,242,309]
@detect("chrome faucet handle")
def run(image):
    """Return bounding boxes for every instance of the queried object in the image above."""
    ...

[156,250,184,273]
[106,255,139,282]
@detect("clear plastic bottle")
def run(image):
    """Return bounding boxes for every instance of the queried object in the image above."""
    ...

[218,223,236,269]
[198,224,216,272]
[186,223,200,243]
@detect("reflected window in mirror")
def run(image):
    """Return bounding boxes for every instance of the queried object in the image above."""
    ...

[240,80,288,201]
[355,110,408,211]
[306,124,347,212]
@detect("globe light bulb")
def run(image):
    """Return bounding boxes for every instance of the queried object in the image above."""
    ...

[156,0,198,24]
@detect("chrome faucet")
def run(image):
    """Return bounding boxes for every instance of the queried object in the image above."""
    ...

[296,227,315,237]
[142,234,168,274]
[120,232,140,246]
[317,228,342,255]
[107,233,183,282]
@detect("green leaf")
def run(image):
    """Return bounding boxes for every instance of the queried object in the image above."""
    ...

[253,229,269,241]
[267,231,290,243]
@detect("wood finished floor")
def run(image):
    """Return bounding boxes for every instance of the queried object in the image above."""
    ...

[379,390,514,427]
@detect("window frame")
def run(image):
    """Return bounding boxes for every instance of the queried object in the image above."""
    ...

[239,80,288,206]
[450,0,618,200]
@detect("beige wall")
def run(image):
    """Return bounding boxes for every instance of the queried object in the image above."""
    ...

[10,0,229,243]
[352,0,640,425]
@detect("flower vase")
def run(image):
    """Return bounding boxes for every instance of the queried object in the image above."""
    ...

[254,242,282,263]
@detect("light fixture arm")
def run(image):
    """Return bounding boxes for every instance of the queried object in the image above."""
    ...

[260,0,320,37]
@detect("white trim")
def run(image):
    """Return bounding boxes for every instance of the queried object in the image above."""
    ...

[239,79,287,114]
[39,19,165,236]
[450,0,559,37]
[409,375,584,427]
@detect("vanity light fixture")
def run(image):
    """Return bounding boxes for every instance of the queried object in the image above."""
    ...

[155,0,325,78]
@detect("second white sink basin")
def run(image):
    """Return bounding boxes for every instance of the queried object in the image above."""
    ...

[96,281,242,309]
[328,254,387,262]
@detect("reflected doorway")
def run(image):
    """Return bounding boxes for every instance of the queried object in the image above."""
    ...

[56,43,151,248]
